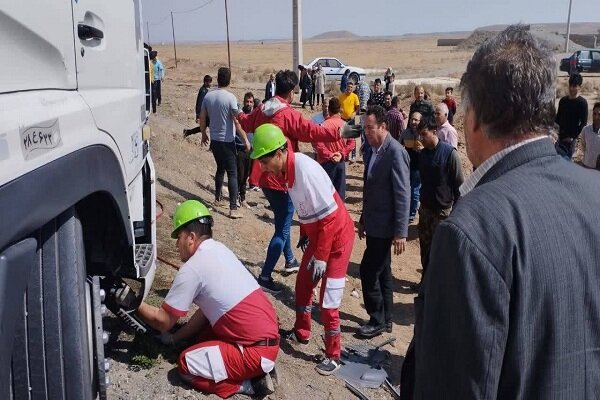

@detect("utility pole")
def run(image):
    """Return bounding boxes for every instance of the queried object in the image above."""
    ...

[565,0,573,52]
[146,21,150,44]
[224,0,231,69]
[292,0,303,73]
[170,11,178,68]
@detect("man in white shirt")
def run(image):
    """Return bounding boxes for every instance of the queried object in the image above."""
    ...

[135,200,280,398]
[434,103,458,148]
[581,102,600,169]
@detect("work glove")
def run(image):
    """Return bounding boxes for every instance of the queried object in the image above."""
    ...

[110,283,137,311]
[307,257,327,281]
[340,124,363,139]
[296,236,309,252]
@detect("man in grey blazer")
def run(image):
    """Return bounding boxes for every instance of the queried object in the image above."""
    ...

[403,25,600,399]
[358,105,410,338]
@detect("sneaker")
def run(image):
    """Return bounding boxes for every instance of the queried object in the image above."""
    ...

[229,208,243,219]
[240,200,252,209]
[211,199,226,209]
[250,372,275,396]
[250,186,260,192]
[257,276,283,294]
[279,328,309,345]
[283,259,300,273]
[315,358,341,376]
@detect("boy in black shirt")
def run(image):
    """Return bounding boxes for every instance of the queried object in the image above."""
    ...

[555,74,588,158]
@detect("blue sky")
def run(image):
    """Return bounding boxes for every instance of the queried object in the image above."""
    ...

[141,0,600,43]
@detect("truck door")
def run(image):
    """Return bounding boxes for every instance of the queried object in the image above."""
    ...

[71,0,147,182]
[1,1,76,93]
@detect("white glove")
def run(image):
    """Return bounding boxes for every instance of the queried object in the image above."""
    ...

[308,258,327,281]
[159,332,175,346]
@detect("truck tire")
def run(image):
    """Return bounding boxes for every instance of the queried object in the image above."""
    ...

[10,207,96,400]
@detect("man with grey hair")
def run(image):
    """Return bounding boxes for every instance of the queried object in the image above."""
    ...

[401,25,600,399]
[434,103,457,148]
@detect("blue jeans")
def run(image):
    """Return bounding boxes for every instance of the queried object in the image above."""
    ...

[409,169,421,218]
[261,188,295,278]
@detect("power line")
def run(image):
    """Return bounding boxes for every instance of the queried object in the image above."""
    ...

[146,0,215,25]
[172,0,215,15]
[148,14,170,26]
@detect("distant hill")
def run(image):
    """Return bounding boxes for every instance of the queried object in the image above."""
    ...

[458,22,600,52]
[310,30,360,40]
[477,22,600,35]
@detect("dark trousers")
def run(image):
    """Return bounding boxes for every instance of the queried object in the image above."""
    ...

[359,236,393,325]
[210,140,238,209]
[155,79,162,104]
[237,150,251,202]
[315,93,324,105]
[418,206,450,275]
[301,89,313,108]
[400,340,416,400]
[321,160,346,200]
[151,80,161,112]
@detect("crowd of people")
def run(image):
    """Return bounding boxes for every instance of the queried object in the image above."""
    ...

[121,25,600,398]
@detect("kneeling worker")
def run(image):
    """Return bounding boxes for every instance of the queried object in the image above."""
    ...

[135,200,280,398]
[251,124,355,375]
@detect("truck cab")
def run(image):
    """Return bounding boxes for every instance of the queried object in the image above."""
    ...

[0,1,156,398]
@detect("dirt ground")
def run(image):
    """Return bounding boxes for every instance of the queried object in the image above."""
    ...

[105,37,599,399]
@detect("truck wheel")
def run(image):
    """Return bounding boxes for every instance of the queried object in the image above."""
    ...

[350,72,360,83]
[10,208,99,399]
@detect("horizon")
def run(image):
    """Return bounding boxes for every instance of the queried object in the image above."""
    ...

[145,22,600,46]
[141,0,600,43]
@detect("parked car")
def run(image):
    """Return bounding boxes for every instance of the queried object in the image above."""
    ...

[560,49,600,74]
[304,57,366,82]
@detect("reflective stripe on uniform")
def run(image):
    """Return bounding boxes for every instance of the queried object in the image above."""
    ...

[322,277,345,309]
[296,304,312,314]
[297,200,338,224]
[325,328,341,337]
[184,345,228,383]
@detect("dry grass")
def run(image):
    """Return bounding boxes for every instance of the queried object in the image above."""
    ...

[153,37,474,82]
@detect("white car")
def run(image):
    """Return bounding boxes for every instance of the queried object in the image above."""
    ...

[304,57,366,82]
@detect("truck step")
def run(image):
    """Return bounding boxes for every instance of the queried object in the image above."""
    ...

[135,243,154,277]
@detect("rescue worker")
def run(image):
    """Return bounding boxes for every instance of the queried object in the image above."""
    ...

[237,69,361,293]
[250,124,355,376]
[132,200,280,398]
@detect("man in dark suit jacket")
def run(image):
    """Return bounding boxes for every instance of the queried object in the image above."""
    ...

[358,105,410,338]
[264,73,275,102]
[403,25,600,399]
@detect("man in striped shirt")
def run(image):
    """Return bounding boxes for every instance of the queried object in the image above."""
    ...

[387,95,405,140]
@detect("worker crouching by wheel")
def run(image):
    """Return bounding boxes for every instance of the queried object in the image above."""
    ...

[251,123,355,376]
[133,200,280,398]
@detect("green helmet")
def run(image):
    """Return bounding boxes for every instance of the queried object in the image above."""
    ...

[250,123,287,159]
[171,200,213,239]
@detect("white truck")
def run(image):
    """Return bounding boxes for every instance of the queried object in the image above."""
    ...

[0,1,156,399]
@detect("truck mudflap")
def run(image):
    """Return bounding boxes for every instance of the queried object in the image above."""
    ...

[0,238,37,394]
